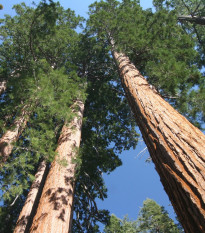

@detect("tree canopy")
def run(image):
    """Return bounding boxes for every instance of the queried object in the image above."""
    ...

[0,0,204,232]
[0,1,139,232]
[87,0,204,127]
[104,198,183,233]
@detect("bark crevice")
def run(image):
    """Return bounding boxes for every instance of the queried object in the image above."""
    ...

[113,50,205,233]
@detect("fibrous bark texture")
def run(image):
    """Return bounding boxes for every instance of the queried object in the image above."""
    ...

[14,160,49,233]
[178,15,205,25]
[29,100,84,233]
[113,51,205,233]
[0,108,29,163]
[0,80,6,95]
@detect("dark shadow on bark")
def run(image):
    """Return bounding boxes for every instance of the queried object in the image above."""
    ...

[15,161,49,233]
[43,184,73,222]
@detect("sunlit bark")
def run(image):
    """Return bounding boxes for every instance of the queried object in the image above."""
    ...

[0,108,29,163]
[14,160,49,233]
[0,80,6,95]
[29,100,84,233]
[112,50,205,233]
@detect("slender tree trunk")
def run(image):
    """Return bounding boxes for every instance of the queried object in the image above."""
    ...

[0,108,29,163]
[29,100,84,233]
[178,15,205,25]
[0,80,6,95]
[112,51,205,233]
[14,160,49,233]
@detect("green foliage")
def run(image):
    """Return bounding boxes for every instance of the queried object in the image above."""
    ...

[152,0,205,126]
[107,215,139,233]
[0,1,140,232]
[71,31,139,232]
[137,199,182,233]
[104,215,138,233]
[0,2,86,231]
[104,199,183,233]
[87,0,204,126]
[1,0,203,231]
[0,191,28,233]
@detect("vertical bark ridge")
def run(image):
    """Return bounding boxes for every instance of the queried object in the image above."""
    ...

[0,107,29,163]
[29,100,84,233]
[0,80,6,95]
[14,160,49,233]
[113,51,205,233]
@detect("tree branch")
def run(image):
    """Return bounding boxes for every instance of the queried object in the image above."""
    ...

[178,15,205,25]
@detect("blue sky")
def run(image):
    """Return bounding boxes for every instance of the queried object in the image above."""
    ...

[0,0,177,227]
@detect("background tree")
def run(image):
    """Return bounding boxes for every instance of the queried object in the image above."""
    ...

[137,199,183,233]
[104,199,183,233]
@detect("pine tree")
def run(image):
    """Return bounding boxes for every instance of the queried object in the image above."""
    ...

[104,199,182,233]
[137,199,182,233]
[87,1,205,232]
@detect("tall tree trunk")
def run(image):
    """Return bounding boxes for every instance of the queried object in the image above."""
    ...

[14,160,49,233]
[112,51,205,233]
[0,80,6,95]
[29,100,84,233]
[178,15,205,25]
[0,108,29,163]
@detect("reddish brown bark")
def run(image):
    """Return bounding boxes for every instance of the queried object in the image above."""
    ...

[0,80,6,95]
[0,108,29,163]
[14,160,49,233]
[29,100,84,233]
[113,51,205,233]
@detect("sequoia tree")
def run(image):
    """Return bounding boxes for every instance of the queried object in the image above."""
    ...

[0,2,139,232]
[154,0,205,123]
[161,0,205,66]
[14,160,49,233]
[0,1,60,163]
[111,49,205,233]
[0,2,85,231]
[29,101,84,233]
[88,0,205,232]
[0,107,30,163]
